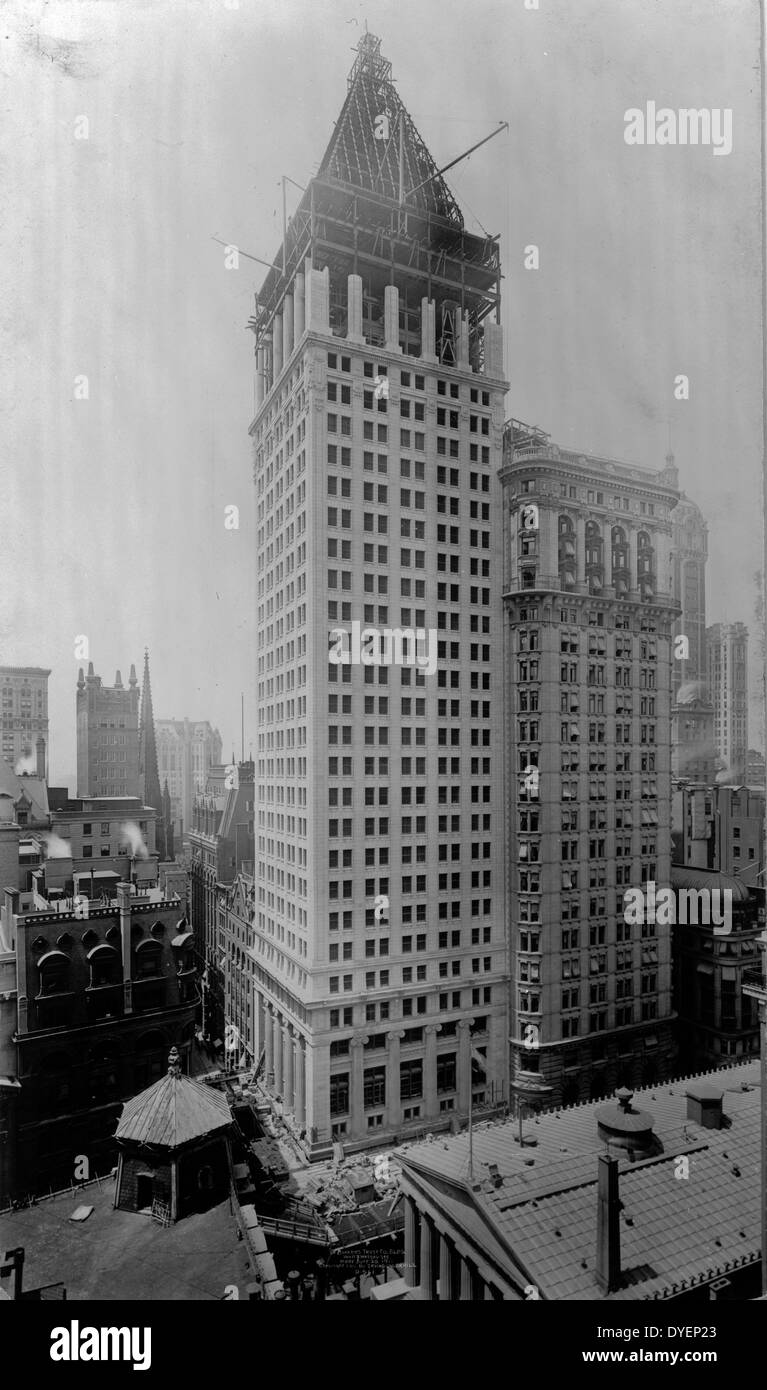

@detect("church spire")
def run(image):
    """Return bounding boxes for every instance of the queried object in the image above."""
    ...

[139,648,166,861]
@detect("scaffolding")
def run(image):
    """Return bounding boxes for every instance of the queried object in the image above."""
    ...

[249,31,502,370]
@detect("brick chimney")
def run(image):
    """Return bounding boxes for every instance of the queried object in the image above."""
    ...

[595,1153,621,1293]
[35,737,45,780]
[685,1082,724,1129]
[117,881,133,1015]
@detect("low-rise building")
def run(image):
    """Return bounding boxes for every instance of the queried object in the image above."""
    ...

[393,1059,764,1300]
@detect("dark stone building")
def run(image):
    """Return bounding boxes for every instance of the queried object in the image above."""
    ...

[0,880,198,1203]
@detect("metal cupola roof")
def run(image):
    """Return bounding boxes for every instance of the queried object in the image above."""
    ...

[115,1047,232,1149]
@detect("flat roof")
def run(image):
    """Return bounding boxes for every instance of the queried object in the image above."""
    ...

[0,1177,251,1301]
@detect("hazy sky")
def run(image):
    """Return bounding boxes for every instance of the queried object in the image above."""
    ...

[0,0,763,779]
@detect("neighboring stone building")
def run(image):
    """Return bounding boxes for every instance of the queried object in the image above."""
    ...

[671,864,761,1073]
[0,666,50,773]
[76,662,140,798]
[189,761,255,1050]
[672,781,765,881]
[391,1059,764,1301]
[501,430,680,1107]
[251,31,509,1158]
[0,879,198,1204]
[156,719,223,840]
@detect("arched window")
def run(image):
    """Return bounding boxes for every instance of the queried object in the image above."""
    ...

[135,939,163,979]
[558,515,576,590]
[36,950,70,997]
[585,521,604,593]
[88,943,121,989]
[611,525,629,595]
[637,530,655,597]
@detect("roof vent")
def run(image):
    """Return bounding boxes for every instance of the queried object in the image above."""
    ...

[685,1082,724,1130]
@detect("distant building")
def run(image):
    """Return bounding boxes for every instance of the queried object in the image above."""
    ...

[0,666,50,773]
[0,879,198,1205]
[746,747,766,787]
[76,662,140,798]
[189,762,255,1050]
[706,622,748,782]
[155,719,223,839]
[669,495,716,782]
[672,781,765,881]
[218,873,256,1072]
[138,651,170,862]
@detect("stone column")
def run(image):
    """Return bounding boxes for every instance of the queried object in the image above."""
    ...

[295,1036,306,1126]
[458,310,470,368]
[272,313,283,380]
[424,1022,442,1118]
[347,274,364,343]
[386,1029,405,1130]
[420,297,437,363]
[350,1036,368,1137]
[273,1013,284,1094]
[628,527,639,594]
[283,293,294,361]
[293,272,305,342]
[264,1005,274,1085]
[439,1232,457,1301]
[459,1257,476,1301]
[384,285,401,353]
[255,347,266,410]
[457,1019,473,1114]
[403,1195,420,1287]
[576,515,587,586]
[419,1213,438,1300]
[284,1025,295,1112]
[306,265,330,332]
[483,322,504,379]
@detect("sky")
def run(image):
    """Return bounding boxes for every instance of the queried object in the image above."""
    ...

[0,0,763,782]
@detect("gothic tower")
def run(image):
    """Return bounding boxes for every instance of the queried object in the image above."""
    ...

[139,649,166,860]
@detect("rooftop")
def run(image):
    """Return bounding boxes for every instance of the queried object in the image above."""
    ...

[399,1060,762,1300]
[0,1177,249,1301]
[116,1049,233,1149]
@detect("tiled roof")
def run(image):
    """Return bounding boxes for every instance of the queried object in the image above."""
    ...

[399,1061,762,1299]
[116,1069,232,1149]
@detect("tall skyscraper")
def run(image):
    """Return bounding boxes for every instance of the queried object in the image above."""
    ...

[707,622,749,782]
[670,491,715,781]
[0,666,50,772]
[250,32,509,1156]
[500,429,680,1106]
[76,661,140,797]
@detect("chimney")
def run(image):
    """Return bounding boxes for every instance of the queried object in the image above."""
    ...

[117,881,133,1015]
[595,1154,621,1293]
[35,736,45,780]
[685,1082,724,1129]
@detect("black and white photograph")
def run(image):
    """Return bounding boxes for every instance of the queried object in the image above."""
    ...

[0,0,765,1354]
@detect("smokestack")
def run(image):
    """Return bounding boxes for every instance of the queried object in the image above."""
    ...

[595,1154,621,1293]
[35,736,45,780]
[117,881,133,1015]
